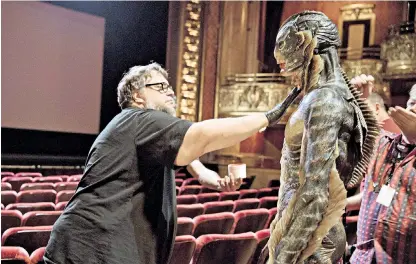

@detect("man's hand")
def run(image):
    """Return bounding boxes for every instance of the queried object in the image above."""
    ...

[388,105,416,144]
[350,74,375,99]
[217,173,242,192]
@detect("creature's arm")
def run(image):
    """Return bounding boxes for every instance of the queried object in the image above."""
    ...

[274,90,343,263]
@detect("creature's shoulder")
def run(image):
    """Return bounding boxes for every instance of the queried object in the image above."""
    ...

[301,86,347,110]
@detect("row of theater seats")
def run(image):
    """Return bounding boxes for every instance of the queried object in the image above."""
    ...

[2,190,75,207]
[176,188,278,202]
[1,209,275,259]
[177,197,277,218]
[2,175,82,192]
[1,229,270,264]
[177,208,277,236]
[176,184,279,196]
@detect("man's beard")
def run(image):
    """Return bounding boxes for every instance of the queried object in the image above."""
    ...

[146,102,176,117]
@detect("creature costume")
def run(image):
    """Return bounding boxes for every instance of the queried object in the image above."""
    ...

[263,11,379,264]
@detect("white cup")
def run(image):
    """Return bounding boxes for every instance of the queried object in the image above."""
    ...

[228,163,247,179]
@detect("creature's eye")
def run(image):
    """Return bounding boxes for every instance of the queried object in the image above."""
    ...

[278,41,285,50]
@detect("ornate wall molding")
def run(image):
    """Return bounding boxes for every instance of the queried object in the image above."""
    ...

[217,73,297,125]
[381,31,416,79]
[177,0,203,122]
[338,3,376,47]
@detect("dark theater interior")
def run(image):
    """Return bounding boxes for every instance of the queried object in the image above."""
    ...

[1,1,415,263]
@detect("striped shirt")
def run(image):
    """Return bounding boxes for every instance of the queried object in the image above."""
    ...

[350,132,416,264]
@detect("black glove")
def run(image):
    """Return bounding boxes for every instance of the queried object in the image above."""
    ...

[265,87,301,126]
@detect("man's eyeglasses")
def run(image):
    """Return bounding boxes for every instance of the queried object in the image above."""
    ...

[145,82,173,94]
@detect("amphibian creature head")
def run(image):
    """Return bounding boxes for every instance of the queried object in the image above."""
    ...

[275,11,341,90]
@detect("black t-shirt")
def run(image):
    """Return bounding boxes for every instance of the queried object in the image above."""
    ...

[44,108,192,264]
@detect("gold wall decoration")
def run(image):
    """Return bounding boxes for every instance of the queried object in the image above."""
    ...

[217,73,296,125]
[381,30,416,79]
[177,0,203,122]
[340,47,391,104]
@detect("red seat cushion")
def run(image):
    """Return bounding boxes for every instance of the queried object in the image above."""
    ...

[67,175,82,182]
[203,200,234,214]
[2,178,34,192]
[219,191,240,201]
[1,191,17,207]
[259,197,278,209]
[54,182,78,192]
[29,247,45,264]
[179,185,202,195]
[177,204,204,218]
[1,226,53,254]
[177,195,198,205]
[168,235,196,264]
[1,246,30,264]
[239,189,258,199]
[197,193,220,203]
[21,211,62,226]
[1,182,12,191]
[231,208,269,234]
[177,217,194,236]
[233,198,260,212]
[55,202,68,211]
[55,190,75,203]
[1,210,23,235]
[192,232,258,264]
[17,190,57,203]
[33,177,63,184]
[193,212,235,238]
[20,183,55,191]
[5,203,55,214]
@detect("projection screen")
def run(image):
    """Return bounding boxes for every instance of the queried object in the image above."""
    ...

[2,1,105,134]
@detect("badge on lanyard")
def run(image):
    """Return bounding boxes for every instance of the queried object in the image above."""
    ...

[376,185,396,207]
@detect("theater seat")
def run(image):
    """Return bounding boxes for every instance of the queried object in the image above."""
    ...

[259,197,278,209]
[192,232,258,264]
[256,188,274,199]
[239,189,258,199]
[20,183,55,191]
[182,178,200,186]
[15,173,42,178]
[33,177,63,184]
[21,211,62,226]
[177,195,197,205]
[1,172,15,178]
[177,217,194,236]
[203,201,234,214]
[175,179,184,187]
[1,191,17,207]
[231,209,269,234]
[251,229,270,264]
[55,190,75,203]
[54,182,78,192]
[1,246,30,264]
[1,226,53,254]
[179,185,202,195]
[233,198,260,212]
[5,203,55,214]
[193,212,234,238]
[266,207,278,228]
[168,235,196,264]
[17,190,57,203]
[55,202,68,211]
[1,210,23,235]
[1,182,12,191]
[267,179,280,188]
[197,193,220,204]
[29,247,45,264]
[2,178,33,192]
[177,204,204,218]
[219,191,240,201]
[67,175,82,182]
[200,187,219,194]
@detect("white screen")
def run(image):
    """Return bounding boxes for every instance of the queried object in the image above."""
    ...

[2,2,105,134]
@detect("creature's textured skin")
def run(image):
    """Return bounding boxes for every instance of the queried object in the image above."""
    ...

[262,11,379,264]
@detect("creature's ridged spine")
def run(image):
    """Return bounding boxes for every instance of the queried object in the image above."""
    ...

[341,70,380,188]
